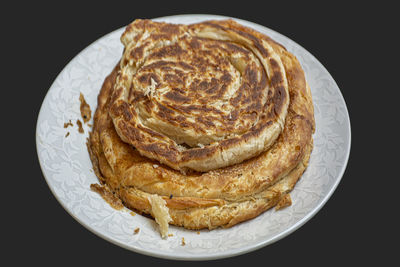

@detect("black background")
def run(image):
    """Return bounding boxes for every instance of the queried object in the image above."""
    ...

[4,1,397,265]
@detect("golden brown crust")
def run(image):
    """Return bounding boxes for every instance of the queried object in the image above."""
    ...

[109,19,291,172]
[87,19,315,230]
[275,194,292,211]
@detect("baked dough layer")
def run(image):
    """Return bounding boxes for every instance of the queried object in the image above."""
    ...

[87,19,314,231]
[109,19,291,172]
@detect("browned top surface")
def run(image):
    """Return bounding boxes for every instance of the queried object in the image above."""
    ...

[108,19,291,172]
[87,25,314,203]
[126,36,270,137]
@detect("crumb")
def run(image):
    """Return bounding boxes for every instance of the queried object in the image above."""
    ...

[63,120,73,128]
[153,164,159,168]
[76,119,84,134]
[181,237,186,246]
[168,233,173,237]
[65,132,70,138]
[197,231,200,235]
[90,184,124,210]
[79,93,92,123]
[134,228,140,234]
[130,211,136,216]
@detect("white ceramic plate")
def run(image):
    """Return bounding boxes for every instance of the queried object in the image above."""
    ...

[36,14,351,260]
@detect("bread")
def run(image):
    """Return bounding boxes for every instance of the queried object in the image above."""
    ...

[87,19,315,236]
[109,19,290,172]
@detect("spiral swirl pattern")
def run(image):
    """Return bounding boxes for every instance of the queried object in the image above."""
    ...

[109,19,290,172]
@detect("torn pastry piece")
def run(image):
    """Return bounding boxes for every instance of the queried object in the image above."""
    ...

[147,194,172,238]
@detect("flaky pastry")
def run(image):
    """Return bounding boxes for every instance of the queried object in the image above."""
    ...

[109,19,290,172]
[88,19,315,235]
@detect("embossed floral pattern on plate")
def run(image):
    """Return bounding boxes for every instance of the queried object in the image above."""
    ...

[36,14,351,260]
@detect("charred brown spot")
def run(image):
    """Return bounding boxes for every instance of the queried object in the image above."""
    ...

[189,37,201,49]
[110,102,133,122]
[160,24,181,35]
[181,146,217,161]
[225,42,250,55]
[131,19,147,30]
[174,115,190,128]
[150,33,170,40]
[172,103,221,116]
[156,102,175,115]
[131,41,150,60]
[221,72,232,83]
[269,58,280,70]
[273,86,286,116]
[190,78,220,95]
[198,81,210,91]
[163,74,183,85]
[230,84,245,106]
[201,21,227,32]
[241,120,273,140]
[270,72,283,88]
[110,87,124,107]
[244,65,258,84]
[150,43,185,60]
[119,120,141,142]
[133,32,143,42]
[190,56,210,72]
[205,84,219,95]
[129,89,147,104]
[143,143,179,163]
[137,73,160,86]
[220,136,241,147]
[196,116,216,128]
[164,91,190,103]
[257,68,268,92]
[137,124,166,138]
[177,62,195,71]
[231,28,269,58]
[155,103,179,126]
[142,60,195,71]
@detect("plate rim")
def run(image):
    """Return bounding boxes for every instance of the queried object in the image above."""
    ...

[36,14,351,261]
